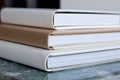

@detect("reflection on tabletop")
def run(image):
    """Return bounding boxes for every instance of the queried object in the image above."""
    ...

[0,58,120,80]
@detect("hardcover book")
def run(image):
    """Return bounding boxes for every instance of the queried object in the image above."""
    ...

[1,8,120,30]
[0,24,120,49]
[0,40,120,71]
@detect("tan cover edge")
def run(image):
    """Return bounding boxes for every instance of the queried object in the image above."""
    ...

[0,24,53,50]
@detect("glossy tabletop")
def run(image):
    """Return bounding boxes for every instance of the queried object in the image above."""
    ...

[0,58,120,80]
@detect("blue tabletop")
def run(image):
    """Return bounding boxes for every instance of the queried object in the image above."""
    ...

[0,58,120,80]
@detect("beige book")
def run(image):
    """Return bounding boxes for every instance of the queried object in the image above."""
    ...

[0,24,120,50]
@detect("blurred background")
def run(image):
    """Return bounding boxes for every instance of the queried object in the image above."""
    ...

[3,0,60,8]
[1,0,120,11]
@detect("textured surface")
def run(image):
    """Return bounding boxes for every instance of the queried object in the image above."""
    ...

[0,58,120,80]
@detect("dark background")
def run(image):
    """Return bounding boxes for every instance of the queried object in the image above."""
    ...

[3,0,60,9]
[0,0,4,9]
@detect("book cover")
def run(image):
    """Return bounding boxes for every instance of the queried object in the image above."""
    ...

[1,8,120,29]
[0,24,120,49]
[0,40,120,71]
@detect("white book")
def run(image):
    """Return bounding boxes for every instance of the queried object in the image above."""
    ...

[1,8,120,29]
[0,40,120,72]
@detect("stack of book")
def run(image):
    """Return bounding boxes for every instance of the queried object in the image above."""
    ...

[0,8,120,72]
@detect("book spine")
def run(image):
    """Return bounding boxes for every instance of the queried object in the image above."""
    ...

[0,24,52,49]
[1,8,55,29]
[0,40,50,71]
